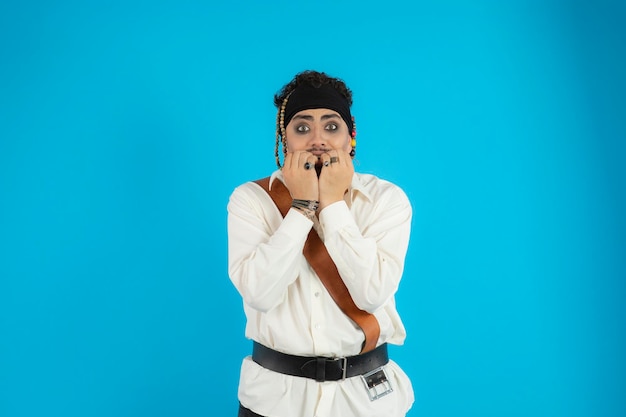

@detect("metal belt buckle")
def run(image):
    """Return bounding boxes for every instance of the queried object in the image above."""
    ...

[360,366,393,401]
[332,356,348,380]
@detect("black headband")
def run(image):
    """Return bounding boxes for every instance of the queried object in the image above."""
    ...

[283,84,353,134]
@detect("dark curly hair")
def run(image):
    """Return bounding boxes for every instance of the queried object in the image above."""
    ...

[273,70,353,108]
[273,70,354,168]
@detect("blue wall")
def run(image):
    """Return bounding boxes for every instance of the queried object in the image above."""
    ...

[1,1,624,416]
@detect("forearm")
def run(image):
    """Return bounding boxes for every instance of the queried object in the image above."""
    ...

[228,188,313,312]
[319,199,411,312]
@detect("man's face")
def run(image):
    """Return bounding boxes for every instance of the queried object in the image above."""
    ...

[285,108,352,157]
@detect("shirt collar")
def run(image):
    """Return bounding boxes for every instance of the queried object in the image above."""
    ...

[269,170,372,204]
[268,170,283,191]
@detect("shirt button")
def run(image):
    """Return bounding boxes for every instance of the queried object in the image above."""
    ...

[315,324,321,329]
[314,291,320,297]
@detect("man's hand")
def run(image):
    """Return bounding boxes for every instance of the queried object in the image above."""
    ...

[282,151,319,201]
[318,149,354,210]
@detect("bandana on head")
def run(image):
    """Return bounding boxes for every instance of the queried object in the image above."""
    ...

[283,84,353,134]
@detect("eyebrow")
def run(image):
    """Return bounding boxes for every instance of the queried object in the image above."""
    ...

[292,113,341,121]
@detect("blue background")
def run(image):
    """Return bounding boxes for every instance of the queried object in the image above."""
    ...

[1,1,624,416]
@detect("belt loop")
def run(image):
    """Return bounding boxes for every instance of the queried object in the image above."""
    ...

[316,357,326,382]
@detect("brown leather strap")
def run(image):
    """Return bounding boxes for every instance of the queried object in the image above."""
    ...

[254,177,380,353]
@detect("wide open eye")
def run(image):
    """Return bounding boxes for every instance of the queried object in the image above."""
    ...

[296,124,310,133]
[325,123,338,131]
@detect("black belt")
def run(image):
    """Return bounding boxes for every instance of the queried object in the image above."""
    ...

[252,342,389,382]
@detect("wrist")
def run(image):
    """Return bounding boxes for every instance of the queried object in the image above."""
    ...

[291,199,319,212]
[291,199,318,221]
[319,195,343,211]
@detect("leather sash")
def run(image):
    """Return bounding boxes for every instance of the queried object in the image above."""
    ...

[254,177,380,353]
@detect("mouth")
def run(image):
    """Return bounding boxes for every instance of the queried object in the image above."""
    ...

[307,148,331,157]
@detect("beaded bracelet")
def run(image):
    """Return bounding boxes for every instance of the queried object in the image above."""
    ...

[291,199,319,212]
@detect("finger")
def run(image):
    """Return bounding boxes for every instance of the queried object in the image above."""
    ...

[283,152,293,170]
[325,150,339,166]
[336,149,352,166]
[292,151,306,168]
[301,153,317,170]
[320,153,331,168]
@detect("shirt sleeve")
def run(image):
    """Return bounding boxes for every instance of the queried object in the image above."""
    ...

[227,182,314,313]
[318,183,412,313]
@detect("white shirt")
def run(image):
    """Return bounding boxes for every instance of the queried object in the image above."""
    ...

[228,170,414,417]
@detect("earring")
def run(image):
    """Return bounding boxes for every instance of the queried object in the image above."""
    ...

[350,116,357,157]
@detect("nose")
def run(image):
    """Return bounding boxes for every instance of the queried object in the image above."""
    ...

[308,126,327,149]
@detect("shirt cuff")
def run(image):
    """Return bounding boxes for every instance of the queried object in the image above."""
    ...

[318,200,352,233]
[285,206,315,227]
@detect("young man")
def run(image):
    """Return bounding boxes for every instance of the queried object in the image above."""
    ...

[228,70,414,417]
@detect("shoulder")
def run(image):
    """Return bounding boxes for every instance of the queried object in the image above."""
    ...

[229,170,287,210]
[353,172,410,205]
[230,171,281,198]
[230,180,267,200]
